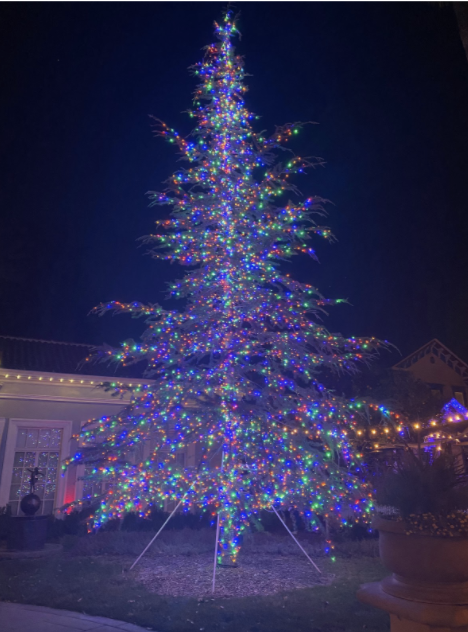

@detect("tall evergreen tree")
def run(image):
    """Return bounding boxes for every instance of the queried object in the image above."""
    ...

[67,13,384,565]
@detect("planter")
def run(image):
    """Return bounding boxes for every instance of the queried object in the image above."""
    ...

[358,515,468,632]
[7,515,48,551]
[374,515,468,605]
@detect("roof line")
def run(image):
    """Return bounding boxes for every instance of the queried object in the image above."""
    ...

[392,338,441,368]
[0,367,153,383]
[393,338,468,370]
[438,341,468,371]
[0,335,92,348]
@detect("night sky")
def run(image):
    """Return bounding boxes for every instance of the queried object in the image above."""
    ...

[1,2,468,365]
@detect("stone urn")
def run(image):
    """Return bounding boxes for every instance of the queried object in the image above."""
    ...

[376,514,468,604]
[358,515,468,632]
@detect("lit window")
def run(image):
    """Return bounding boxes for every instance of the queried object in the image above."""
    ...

[82,464,110,501]
[9,427,62,516]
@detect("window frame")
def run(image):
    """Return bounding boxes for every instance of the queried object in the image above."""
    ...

[0,419,72,515]
[452,388,466,406]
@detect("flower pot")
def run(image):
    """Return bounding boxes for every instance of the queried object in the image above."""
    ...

[373,515,468,605]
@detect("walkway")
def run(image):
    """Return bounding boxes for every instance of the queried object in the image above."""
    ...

[0,602,149,632]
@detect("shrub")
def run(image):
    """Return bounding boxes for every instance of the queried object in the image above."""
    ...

[63,527,217,557]
[374,451,468,536]
[62,526,326,558]
[120,507,214,532]
[375,451,468,518]
[46,506,94,541]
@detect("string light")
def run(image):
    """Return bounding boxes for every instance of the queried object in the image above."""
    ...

[65,12,385,564]
[0,372,145,389]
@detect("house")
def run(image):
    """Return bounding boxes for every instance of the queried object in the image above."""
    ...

[368,340,468,469]
[393,339,468,406]
[0,335,148,517]
[3,334,467,517]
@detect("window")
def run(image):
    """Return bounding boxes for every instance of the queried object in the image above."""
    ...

[9,427,62,516]
[454,391,465,406]
[430,384,443,398]
[82,463,110,501]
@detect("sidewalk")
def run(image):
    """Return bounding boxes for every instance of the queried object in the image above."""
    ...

[0,602,150,632]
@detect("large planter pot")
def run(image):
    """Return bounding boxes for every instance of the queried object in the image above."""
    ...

[374,515,468,605]
[7,515,48,551]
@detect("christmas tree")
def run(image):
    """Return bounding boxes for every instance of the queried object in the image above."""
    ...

[67,13,384,565]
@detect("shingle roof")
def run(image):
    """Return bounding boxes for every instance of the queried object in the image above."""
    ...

[0,335,143,378]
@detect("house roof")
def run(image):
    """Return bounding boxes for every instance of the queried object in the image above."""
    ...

[393,338,468,385]
[0,335,143,378]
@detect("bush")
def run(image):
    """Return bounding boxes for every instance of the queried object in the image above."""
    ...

[120,507,213,532]
[375,452,468,518]
[249,509,314,534]
[1,505,88,544]
[46,506,95,541]
[62,526,327,558]
[63,527,217,557]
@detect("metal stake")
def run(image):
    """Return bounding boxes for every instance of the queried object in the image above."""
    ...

[129,496,186,571]
[211,509,222,593]
[272,505,321,574]
[211,449,226,594]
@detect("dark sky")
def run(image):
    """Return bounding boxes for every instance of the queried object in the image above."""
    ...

[1,2,468,365]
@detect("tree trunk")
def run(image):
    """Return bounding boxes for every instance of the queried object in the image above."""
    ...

[453,2,468,65]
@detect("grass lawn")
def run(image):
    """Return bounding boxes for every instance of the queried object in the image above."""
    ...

[0,552,388,632]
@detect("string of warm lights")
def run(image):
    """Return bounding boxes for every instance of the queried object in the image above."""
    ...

[0,372,148,388]
[65,12,386,565]
[350,398,468,451]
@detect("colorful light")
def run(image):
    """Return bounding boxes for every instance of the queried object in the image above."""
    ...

[65,12,384,564]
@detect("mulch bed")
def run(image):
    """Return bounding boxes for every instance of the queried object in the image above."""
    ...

[130,553,334,598]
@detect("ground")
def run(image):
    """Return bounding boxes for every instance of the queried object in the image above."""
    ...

[133,552,333,598]
[0,532,389,632]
